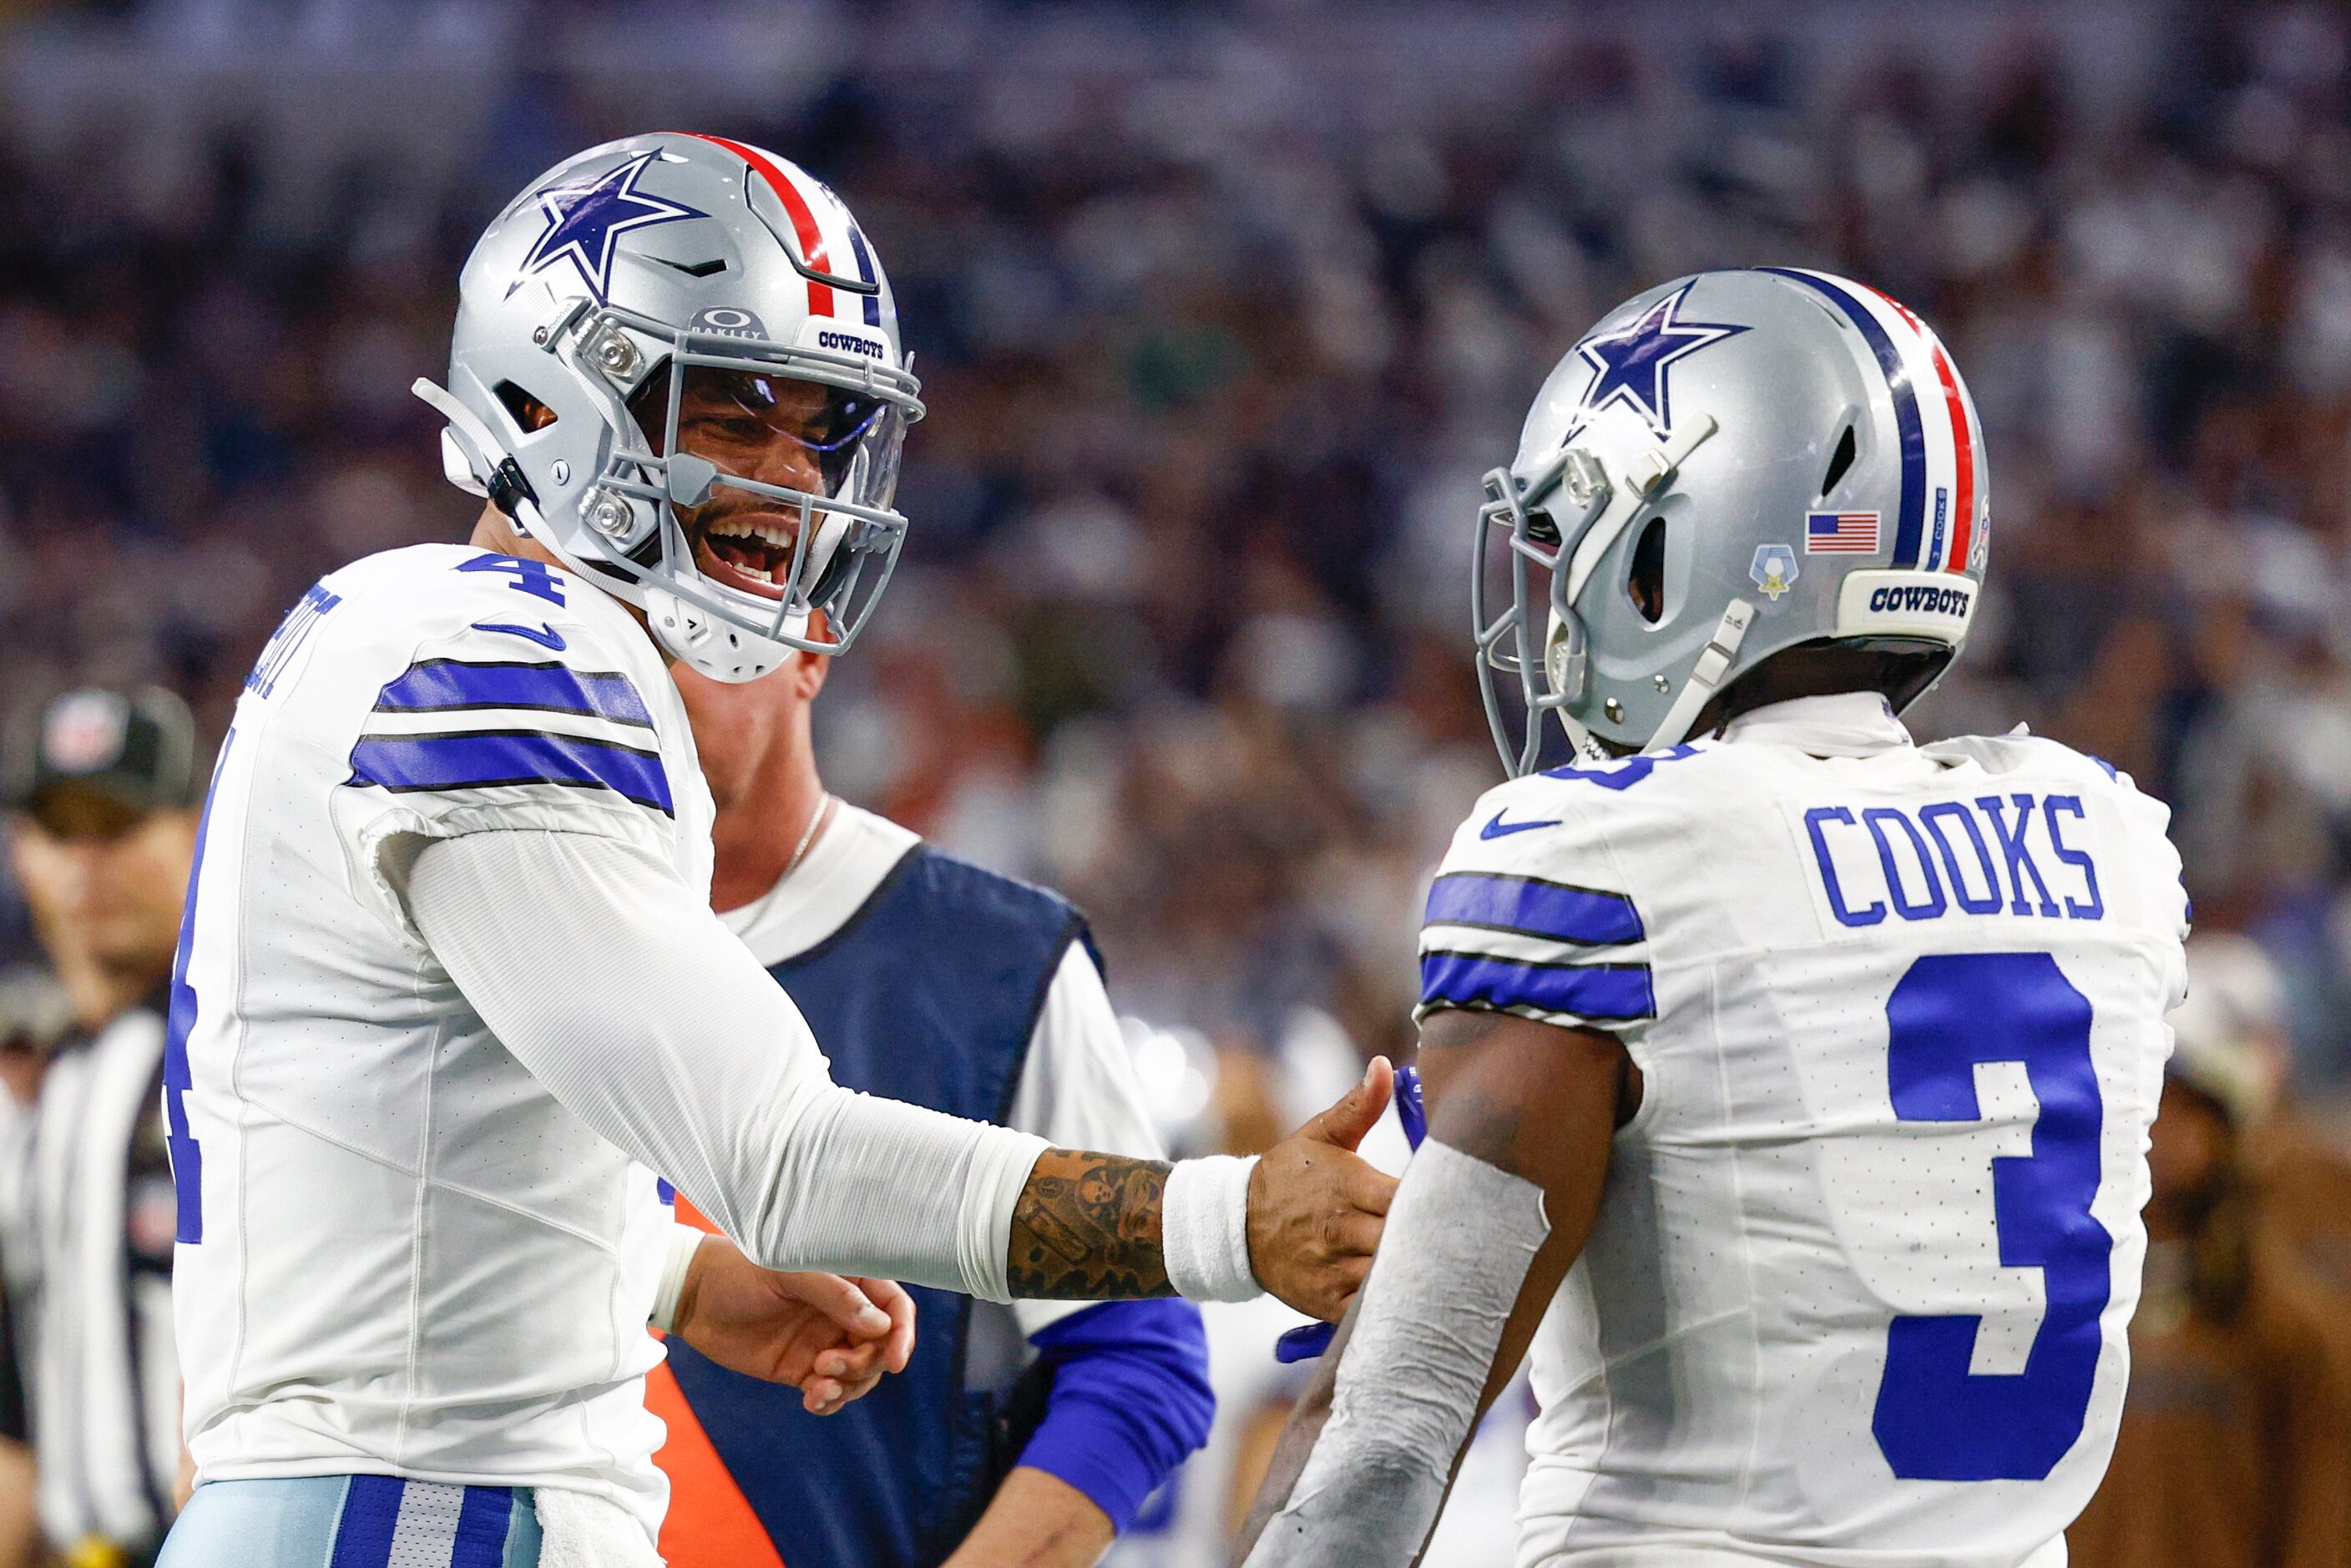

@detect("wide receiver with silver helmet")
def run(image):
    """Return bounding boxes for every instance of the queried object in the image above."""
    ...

[1241,270,2190,1568]
[159,133,1395,1568]
[417,132,923,680]
[1476,266,1988,770]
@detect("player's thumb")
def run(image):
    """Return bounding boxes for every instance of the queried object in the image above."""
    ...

[792,1272,895,1339]
[1298,1055,1394,1154]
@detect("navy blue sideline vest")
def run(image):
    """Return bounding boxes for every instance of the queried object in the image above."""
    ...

[663,844,1093,1568]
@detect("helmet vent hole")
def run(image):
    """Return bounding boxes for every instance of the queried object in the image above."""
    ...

[1630,516,1666,625]
[1819,423,1857,498]
[495,382,559,433]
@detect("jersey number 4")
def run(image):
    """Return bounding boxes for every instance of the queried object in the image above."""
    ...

[162,731,236,1246]
[1872,951,2111,1482]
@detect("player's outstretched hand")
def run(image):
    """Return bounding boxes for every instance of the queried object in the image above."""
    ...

[671,1237,918,1415]
[1246,1056,1400,1323]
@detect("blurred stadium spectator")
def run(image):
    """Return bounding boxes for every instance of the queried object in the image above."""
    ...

[1,686,201,1568]
[2,2,2350,1111]
[5,0,2351,1559]
[2068,933,2351,1565]
[0,964,68,1568]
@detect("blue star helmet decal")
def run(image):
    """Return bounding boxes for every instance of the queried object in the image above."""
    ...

[514,150,709,305]
[1574,281,1748,435]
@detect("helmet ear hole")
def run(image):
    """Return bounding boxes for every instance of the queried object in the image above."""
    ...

[1629,516,1666,625]
[494,382,559,433]
[1819,422,1858,498]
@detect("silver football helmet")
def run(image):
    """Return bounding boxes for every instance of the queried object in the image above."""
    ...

[415,133,924,681]
[1476,268,1989,771]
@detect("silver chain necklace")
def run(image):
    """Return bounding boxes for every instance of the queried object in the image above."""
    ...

[783,792,835,883]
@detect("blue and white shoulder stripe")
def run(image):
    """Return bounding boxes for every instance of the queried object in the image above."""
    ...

[347,655,674,817]
[1415,793,1656,1029]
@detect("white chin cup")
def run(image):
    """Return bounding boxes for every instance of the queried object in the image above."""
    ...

[1544,608,1588,703]
[642,584,804,682]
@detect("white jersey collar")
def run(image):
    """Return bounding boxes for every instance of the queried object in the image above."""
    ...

[720,801,922,968]
[1716,691,1913,757]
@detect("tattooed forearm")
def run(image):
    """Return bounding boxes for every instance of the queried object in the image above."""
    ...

[1004,1149,1178,1299]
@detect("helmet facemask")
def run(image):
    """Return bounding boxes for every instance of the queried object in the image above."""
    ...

[555,306,919,674]
[1474,407,1722,776]
[629,356,904,614]
[1474,448,1608,776]
[430,299,923,682]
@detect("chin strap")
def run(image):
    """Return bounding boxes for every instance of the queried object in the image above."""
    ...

[412,377,544,534]
[1646,599,1756,753]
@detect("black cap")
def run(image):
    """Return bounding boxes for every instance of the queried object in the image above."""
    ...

[4,687,202,834]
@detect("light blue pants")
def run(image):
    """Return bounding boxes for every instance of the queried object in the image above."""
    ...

[158,1475,543,1568]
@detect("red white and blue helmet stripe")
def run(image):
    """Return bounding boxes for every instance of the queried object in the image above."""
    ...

[678,133,892,335]
[1757,267,1984,575]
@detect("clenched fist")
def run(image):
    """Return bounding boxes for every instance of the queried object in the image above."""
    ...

[670,1237,918,1415]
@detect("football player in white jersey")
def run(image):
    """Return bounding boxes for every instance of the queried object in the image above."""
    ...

[1238,269,2190,1568]
[157,135,1395,1568]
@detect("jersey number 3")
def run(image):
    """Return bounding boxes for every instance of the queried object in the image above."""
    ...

[1872,952,2111,1482]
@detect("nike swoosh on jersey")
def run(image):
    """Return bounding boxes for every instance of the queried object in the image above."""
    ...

[1480,809,1563,839]
[472,621,568,651]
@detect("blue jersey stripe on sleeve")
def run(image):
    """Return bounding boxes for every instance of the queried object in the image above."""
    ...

[1419,950,1656,1022]
[350,730,674,815]
[1423,873,1645,947]
[373,660,655,728]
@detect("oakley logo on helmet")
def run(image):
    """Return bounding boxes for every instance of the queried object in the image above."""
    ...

[518,151,709,306]
[689,306,770,339]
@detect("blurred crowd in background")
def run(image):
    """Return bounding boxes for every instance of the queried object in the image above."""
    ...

[1,0,2348,1096]
[3,1,2351,1564]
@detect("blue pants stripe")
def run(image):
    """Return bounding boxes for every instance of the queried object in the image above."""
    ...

[159,1477,540,1568]
[328,1474,406,1568]
[452,1486,514,1568]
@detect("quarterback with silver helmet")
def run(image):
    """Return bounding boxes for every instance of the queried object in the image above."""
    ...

[1239,269,2191,1567]
[154,134,1397,1568]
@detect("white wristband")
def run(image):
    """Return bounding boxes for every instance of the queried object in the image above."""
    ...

[650,1224,706,1334]
[1163,1154,1261,1302]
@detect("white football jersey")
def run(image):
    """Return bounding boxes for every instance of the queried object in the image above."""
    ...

[169,544,711,1532]
[1414,694,2187,1568]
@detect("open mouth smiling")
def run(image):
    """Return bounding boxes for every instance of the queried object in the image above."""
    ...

[693,513,801,600]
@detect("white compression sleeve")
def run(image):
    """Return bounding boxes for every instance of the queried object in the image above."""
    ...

[404,828,1048,1299]
[1242,1140,1550,1568]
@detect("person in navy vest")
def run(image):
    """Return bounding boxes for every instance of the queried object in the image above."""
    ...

[651,648,1214,1568]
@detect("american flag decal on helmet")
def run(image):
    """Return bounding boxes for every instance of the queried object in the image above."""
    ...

[1806,512,1881,554]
